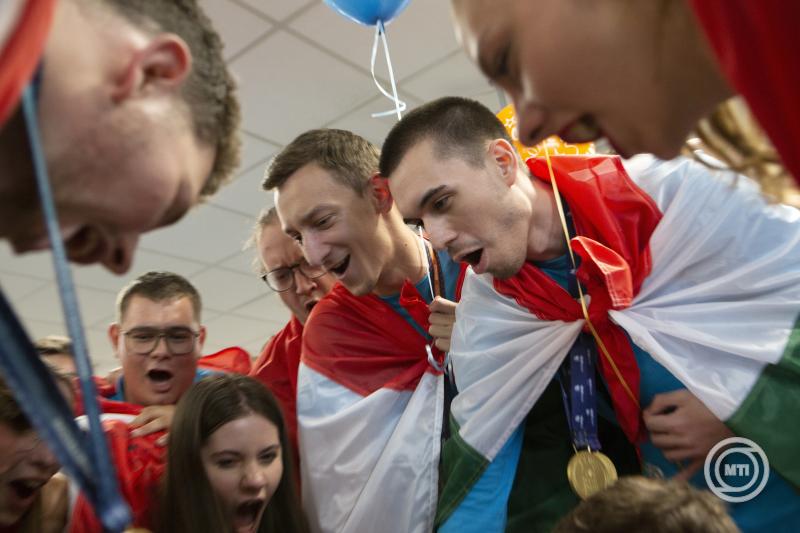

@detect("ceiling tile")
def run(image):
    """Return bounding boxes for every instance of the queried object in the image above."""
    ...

[236,0,314,22]
[0,272,49,302]
[230,30,378,144]
[71,249,209,293]
[230,291,291,324]
[189,268,263,313]
[291,1,459,87]
[202,313,274,355]
[238,132,280,175]
[139,204,252,264]
[327,93,423,147]
[209,161,276,218]
[13,283,117,330]
[199,0,273,60]
[219,247,261,275]
[0,243,57,279]
[402,52,498,108]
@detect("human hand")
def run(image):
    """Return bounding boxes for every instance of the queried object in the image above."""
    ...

[428,297,457,352]
[129,405,176,446]
[643,389,734,480]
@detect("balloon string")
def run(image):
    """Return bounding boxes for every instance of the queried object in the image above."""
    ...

[370,20,406,119]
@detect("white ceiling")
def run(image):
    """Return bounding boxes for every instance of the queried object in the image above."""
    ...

[0,0,501,373]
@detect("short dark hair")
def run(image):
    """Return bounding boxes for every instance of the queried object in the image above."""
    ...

[115,271,202,322]
[96,0,241,197]
[553,477,740,533]
[380,96,513,178]
[262,129,379,195]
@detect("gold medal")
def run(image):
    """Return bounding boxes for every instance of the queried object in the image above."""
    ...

[567,450,618,499]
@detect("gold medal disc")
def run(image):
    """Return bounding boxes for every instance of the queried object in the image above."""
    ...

[567,450,618,499]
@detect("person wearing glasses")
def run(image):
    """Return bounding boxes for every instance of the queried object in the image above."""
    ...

[67,271,212,531]
[246,206,336,474]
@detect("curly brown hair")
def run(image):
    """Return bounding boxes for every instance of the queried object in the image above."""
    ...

[96,0,241,197]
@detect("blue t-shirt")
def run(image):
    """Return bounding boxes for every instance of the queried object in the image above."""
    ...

[379,247,462,337]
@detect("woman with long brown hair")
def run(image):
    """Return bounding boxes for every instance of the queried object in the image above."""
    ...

[158,374,308,533]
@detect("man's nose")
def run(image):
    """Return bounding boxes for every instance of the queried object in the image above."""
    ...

[100,232,139,274]
[425,218,457,251]
[295,269,315,295]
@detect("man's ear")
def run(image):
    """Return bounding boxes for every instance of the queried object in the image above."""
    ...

[370,174,394,214]
[488,139,520,186]
[108,323,121,359]
[111,34,192,102]
[196,326,207,355]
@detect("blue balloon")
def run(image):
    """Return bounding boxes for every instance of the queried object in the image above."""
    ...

[323,0,412,26]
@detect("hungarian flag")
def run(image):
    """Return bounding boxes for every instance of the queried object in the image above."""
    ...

[443,154,800,520]
[298,282,451,533]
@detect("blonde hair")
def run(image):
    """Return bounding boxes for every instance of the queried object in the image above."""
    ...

[686,97,797,204]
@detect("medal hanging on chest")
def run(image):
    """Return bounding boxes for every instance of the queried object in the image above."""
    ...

[559,334,618,499]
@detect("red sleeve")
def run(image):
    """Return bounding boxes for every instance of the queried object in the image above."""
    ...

[0,0,57,125]
[250,318,304,473]
[688,0,800,184]
[68,421,165,533]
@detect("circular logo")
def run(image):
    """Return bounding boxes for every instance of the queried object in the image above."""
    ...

[704,437,770,503]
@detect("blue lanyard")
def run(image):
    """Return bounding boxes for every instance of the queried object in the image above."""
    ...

[555,206,602,452]
[0,81,131,530]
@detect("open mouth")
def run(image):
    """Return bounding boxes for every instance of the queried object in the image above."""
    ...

[234,499,266,531]
[558,114,602,144]
[462,249,484,267]
[8,479,45,500]
[328,255,350,278]
[305,300,318,313]
[147,369,173,382]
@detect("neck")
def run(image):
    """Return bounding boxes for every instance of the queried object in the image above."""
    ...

[372,211,426,297]
[523,171,567,263]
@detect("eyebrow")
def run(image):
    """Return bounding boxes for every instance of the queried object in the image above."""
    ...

[418,185,447,211]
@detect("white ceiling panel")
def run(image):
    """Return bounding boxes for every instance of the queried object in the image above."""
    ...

[0,244,57,280]
[230,291,291,324]
[139,203,252,264]
[402,51,496,106]
[0,272,49,302]
[13,283,117,329]
[231,30,379,144]
[209,161,275,218]
[291,1,459,89]
[236,0,315,23]
[238,131,281,175]
[326,93,423,147]
[199,0,274,60]
[71,249,209,293]
[202,313,275,355]
[218,247,261,275]
[189,267,263,313]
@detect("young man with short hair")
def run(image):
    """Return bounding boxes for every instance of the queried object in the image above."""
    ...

[265,128,463,533]
[382,96,800,532]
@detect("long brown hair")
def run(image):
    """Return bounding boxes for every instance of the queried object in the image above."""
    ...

[157,374,308,533]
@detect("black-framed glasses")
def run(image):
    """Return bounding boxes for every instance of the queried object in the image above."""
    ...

[122,327,200,356]
[261,259,327,292]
